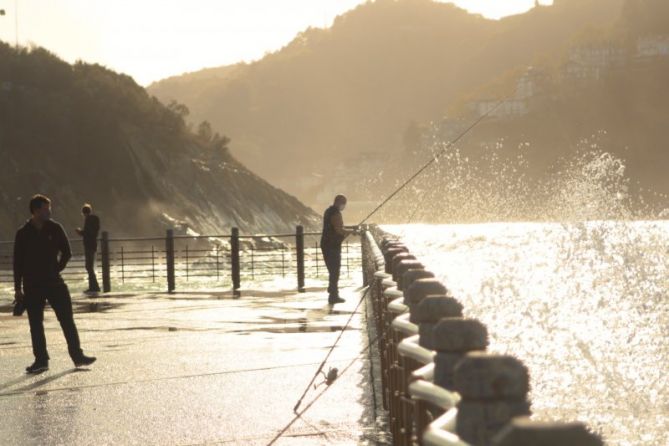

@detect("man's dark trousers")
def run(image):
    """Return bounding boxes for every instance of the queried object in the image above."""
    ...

[321,244,341,298]
[84,248,100,291]
[25,281,83,362]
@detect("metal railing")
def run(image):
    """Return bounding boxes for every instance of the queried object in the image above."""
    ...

[360,225,604,446]
[0,226,361,294]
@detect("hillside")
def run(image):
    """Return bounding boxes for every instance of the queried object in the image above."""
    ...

[149,0,624,208]
[0,43,318,237]
[386,0,669,221]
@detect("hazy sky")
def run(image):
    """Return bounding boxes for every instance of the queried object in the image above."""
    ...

[0,0,553,86]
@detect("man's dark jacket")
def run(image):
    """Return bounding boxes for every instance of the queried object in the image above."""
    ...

[82,214,100,251]
[13,220,72,291]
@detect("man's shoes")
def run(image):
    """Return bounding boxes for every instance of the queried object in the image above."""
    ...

[26,360,49,374]
[328,296,346,304]
[73,354,97,368]
[84,288,101,293]
[12,299,26,317]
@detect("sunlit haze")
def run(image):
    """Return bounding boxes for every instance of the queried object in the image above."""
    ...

[0,0,553,85]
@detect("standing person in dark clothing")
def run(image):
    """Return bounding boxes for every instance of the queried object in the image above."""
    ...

[13,194,96,374]
[321,195,353,304]
[76,203,101,293]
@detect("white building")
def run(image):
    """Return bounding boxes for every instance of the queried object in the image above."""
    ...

[469,67,547,118]
[472,99,528,118]
[515,66,546,99]
[564,43,627,80]
[637,35,669,58]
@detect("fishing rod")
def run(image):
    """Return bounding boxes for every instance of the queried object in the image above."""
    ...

[270,304,408,446]
[292,286,371,413]
[358,98,508,226]
[282,98,509,443]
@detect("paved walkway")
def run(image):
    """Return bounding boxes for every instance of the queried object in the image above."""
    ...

[0,281,387,445]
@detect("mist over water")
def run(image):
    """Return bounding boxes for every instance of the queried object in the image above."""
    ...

[373,132,666,224]
[382,141,669,445]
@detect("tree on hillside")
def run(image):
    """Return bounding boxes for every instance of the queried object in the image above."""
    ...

[197,120,213,142]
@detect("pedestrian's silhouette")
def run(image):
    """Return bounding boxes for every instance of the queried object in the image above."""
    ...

[13,194,96,374]
[76,203,101,293]
[320,195,352,305]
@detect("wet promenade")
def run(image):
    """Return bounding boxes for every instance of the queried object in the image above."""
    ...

[0,282,385,445]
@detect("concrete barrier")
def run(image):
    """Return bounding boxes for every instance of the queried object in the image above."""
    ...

[454,353,531,446]
[492,418,604,446]
[414,297,464,351]
[433,318,488,391]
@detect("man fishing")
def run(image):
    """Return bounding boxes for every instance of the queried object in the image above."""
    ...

[13,194,96,374]
[320,194,354,304]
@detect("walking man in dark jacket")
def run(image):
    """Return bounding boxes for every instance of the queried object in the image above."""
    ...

[321,195,352,304]
[13,194,96,374]
[76,203,101,293]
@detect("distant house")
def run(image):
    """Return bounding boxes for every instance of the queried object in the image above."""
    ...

[472,99,528,118]
[636,35,669,59]
[563,43,626,80]
[469,67,546,118]
[515,66,546,99]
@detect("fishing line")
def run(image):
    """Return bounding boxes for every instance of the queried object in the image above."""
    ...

[358,98,508,226]
[281,96,508,445]
[272,303,409,446]
[292,285,371,413]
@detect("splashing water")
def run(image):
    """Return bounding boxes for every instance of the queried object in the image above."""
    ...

[373,133,662,223]
[381,138,669,444]
[387,221,668,445]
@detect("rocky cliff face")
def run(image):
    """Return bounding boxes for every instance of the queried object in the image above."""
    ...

[0,43,318,238]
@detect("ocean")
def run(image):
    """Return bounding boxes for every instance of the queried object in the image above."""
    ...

[385,220,669,445]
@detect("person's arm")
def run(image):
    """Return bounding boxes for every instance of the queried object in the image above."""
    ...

[331,212,351,239]
[13,230,24,295]
[57,225,72,271]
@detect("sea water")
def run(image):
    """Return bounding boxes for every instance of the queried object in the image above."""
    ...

[385,220,669,445]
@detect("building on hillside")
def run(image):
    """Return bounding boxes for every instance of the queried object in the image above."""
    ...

[563,43,627,80]
[515,66,547,99]
[469,66,547,118]
[472,99,528,118]
[636,35,669,59]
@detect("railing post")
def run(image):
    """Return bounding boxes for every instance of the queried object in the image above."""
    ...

[361,226,369,287]
[101,231,111,293]
[166,229,175,293]
[296,225,305,292]
[231,227,241,297]
[455,353,531,445]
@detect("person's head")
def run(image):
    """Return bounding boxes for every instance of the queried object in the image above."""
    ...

[29,194,52,221]
[333,194,347,211]
[82,204,92,216]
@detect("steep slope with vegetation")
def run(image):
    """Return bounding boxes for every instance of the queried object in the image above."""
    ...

[0,43,317,236]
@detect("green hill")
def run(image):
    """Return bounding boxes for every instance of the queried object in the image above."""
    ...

[0,43,317,237]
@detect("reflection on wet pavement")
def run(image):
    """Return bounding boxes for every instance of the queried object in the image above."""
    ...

[0,283,389,445]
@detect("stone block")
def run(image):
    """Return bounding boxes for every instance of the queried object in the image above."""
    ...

[492,417,604,446]
[433,318,488,352]
[393,260,424,287]
[457,400,532,446]
[404,278,448,306]
[454,353,530,400]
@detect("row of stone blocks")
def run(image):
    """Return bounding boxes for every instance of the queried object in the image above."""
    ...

[363,229,604,446]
